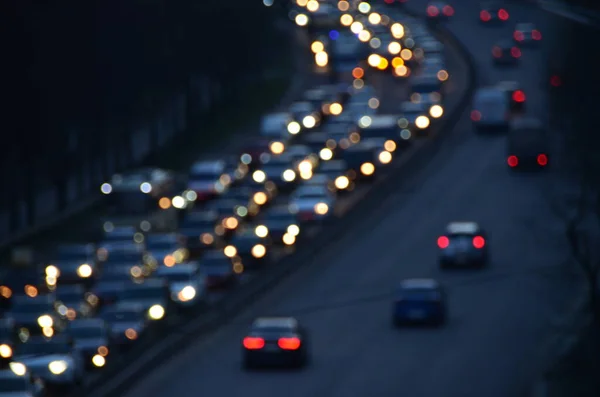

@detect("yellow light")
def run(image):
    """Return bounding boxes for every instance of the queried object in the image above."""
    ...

[319,148,333,160]
[350,21,364,34]
[282,169,296,182]
[391,23,405,39]
[303,115,317,128]
[384,140,397,152]
[296,0,308,6]
[148,304,165,320]
[298,160,313,173]
[335,176,350,189]
[253,191,268,205]
[368,53,381,67]
[92,354,106,367]
[24,285,37,297]
[9,362,26,376]
[287,121,301,134]
[45,265,59,278]
[314,202,329,215]
[379,151,393,164]
[0,344,12,358]
[377,58,389,70]
[315,51,329,67]
[392,57,404,68]
[368,98,380,109]
[287,224,300,236]
[255,225,269,238]
[77,264,92,278]
[252,170,266,183]
[37,315,53,328]
[223,217,239,229]
[329,102,343,115]
[430,105,444,118]
[415,115,431,129]
[98,346,109,356]
[164,255,176,267]
[306,0,319,12]
[358,30,371,42]
[130,266,142,278]
[178,286,196,301]
[233,262,244,274]
[437,70,449,81]
[295,14,309,26]
[270,141,285,154]
[48,360,67,375]
[224,245,237,258]
[201,233,214,245]
[395,65,409,76]
[368,12,381,24]
[360,162,375,175]
[66,308,77,320]
[125,328,138,340]
[358,2,371,13]
[282,233,296,246]
[0,286,12,299]
[338,0,349,11]
[158,197,171,209]
[388,42,401,55]
[400,49,413,60]
[300,170,313,180]
[349,132,360,143]
[251,244,267,258]
[340,14,353,26]
[311,41,324,53]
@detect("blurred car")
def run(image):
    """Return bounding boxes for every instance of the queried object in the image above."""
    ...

[0,367,45,396]
[204,199,245,238]
[67,319,110,370]
[289,101,321,130]
[359,114,411,147]
[316,159,355,192]
[492,40,521,65]
[513,23,542,45]
[242,317,309,369]
[289,184,335,223]
[471,87,510,132]
[300,131,337,159]
[145,233,188,268]
[6,294,66,336]
[224,228,271,270]
[118,279,170,321]
[0,318,16,368]
[507,117,548,170]
[340,139,391,180]
[0,267,46,312]
[223,185,273,213]
[198,251,238,290]
[256,205,301,246]
[399,101,432,137]
[88,280,129,310]
[479,2,509,23]
[496,81,526,112]
[155,263,207,308]
[392,279,447,326]
[99,302,150,349]
[185,159,230,203]
[411,72,444,98]
[239,137,272,169]
[426,2,454,19]
[252,152,300,193]
[100,225,141,244]
[438,222,488,268]
[12,335,84,389]
[260,112,295,142]
[55,284,96,321]
[303,85,347,118]
[178,210,221,255]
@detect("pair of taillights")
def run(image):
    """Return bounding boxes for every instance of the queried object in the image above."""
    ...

[243,336,301,350]
[437,236,485,249]
[514,30,542,41]
[507,154,548,167]
[492,46,521,58]
[427,5,454,17]
[481,9,509,21]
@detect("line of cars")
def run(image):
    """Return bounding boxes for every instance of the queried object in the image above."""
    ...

[0,0,452,388]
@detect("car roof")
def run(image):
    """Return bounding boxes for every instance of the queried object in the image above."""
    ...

[399,278,440,289]
[446,222,480,235]
[252,317,298,329]
[510,117,543,130]
[155,263,198,275]
[474,87,505,102]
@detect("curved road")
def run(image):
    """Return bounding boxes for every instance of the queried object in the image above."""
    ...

[120,3,580,397]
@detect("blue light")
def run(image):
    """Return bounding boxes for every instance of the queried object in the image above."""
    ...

[329,30,339,40]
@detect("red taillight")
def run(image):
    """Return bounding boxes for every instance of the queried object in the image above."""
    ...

[472,236,485,249]
[507,155,518,167]
[512,90,526,103]
[537,154,548,166]
[243,337,265,350]
[470,110,481,121]
[550,75,562,87]
[427,6,439,16]
[492,46,502,58]
[437,236,450,249]
[385,0,394,3]
[511,47,521,58]
[532,30,542,40]
[443,5,454,16]
[480,10,491,21]
[278,337,301,350]
[513,31,524,41]
[498,9,509,20]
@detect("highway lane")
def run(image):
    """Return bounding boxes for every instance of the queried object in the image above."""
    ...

[118,4,581,397]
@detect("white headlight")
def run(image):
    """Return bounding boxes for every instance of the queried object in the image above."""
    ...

[0,344,12,358]
[335,176,350,189]
[177,286,196,302]
[302,115,317,128]
[9,362,26,376]
[378,151,393,164]
[287,224,300,236]
[319,148,333,161]
[48,360,68,375]
[77,264,93,278]
[92,354,106,367]
[148,305,165,320]
[255,225,269,238]
[314,202,329,215]
[37,315,53,328]
[282,169,296,182]
[252,170,266,183]
[251,244,267,258]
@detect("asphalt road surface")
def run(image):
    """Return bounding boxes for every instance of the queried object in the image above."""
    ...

[118,3,581,397]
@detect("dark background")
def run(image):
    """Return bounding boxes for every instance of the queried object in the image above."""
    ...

[0,0,285,230]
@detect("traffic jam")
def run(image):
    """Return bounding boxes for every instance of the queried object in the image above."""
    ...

[0,0,450,394]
